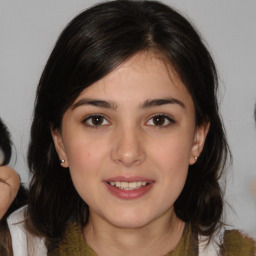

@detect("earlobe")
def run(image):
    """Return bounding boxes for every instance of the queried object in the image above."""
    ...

[189,122,210,165]
[51,128,69,168]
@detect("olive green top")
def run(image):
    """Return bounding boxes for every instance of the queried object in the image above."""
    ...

[48,221,255,256]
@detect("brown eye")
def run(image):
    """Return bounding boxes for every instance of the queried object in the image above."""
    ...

[152,116,166,126]
[84,115,109,127]
[146,114,174,127]
[91,116,104,125]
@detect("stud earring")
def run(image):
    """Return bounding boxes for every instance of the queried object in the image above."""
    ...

[194,156,198,160]
[60,159,65,164]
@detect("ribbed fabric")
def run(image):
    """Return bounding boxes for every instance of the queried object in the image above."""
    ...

[48,221,256,256]
[223,229,256,256]
[8,206,256,256]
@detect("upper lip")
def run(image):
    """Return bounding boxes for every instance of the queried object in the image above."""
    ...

[104,176,154,183]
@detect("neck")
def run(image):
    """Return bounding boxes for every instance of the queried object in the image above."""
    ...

[83,210,185,256]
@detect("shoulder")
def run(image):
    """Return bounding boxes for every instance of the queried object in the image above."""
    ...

[223,229,256,255]
[198,226,255,256]
[48,220,96,256]
[7,205,48,256]
[7,205,27,226]
[49,221,82,255]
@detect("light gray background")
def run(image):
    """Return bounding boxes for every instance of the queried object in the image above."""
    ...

[0,0,256,238]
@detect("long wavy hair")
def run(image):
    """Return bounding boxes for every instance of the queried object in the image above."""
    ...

[27,0,230,245]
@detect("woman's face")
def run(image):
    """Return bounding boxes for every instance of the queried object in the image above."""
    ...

[52,52,208,229]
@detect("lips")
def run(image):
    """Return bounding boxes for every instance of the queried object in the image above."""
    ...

[104,176,154,200]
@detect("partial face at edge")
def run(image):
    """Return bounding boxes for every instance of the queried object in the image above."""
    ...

[52,52,209,229]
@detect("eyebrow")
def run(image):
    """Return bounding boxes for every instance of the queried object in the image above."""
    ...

[71,99,117,110]
[141,98,185,109]
[71,97,185,111]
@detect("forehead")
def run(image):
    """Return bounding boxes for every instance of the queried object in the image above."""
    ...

[74,52,194,110]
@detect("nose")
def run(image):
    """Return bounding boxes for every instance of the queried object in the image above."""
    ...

[111,126,146,167]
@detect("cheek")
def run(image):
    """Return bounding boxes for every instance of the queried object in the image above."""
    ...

[151,134,193,169]
[65,143,99,204]
[63,138,108,191]
[64,136,105,168]
[150,135,192,197]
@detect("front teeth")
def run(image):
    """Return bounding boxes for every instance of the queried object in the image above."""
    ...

[109,181,148,190]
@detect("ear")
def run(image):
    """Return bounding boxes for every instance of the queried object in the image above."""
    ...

[189,121,210,165]
[51,128,69,168]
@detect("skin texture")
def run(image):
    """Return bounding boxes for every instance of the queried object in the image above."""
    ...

[52,52,209,256]
[0,165,20,219]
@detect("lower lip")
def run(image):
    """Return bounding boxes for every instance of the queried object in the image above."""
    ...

[104,182,154,200]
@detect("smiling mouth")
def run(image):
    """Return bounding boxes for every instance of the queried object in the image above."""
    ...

[107,181,149,190]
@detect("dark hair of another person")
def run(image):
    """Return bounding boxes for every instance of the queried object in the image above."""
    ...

[0,185,28,256]
[26,0,230,246]
[0,118,12,166]
[0,119,28,256]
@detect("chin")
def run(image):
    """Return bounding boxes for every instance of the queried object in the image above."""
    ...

[111,219,150,229]
[104,210,155,229]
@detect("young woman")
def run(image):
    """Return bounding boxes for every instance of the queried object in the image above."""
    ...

[7,0,256,255]
[0,118,27,256]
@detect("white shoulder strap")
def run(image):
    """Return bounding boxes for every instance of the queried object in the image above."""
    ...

[198,227,225,256]
[7,205,47,256]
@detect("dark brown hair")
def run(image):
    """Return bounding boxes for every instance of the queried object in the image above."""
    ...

[0,185,27,256]
[0,118,12,166]
[27,0,230,245]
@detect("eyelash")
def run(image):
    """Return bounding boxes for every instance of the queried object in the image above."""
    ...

[82,113,175,128]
